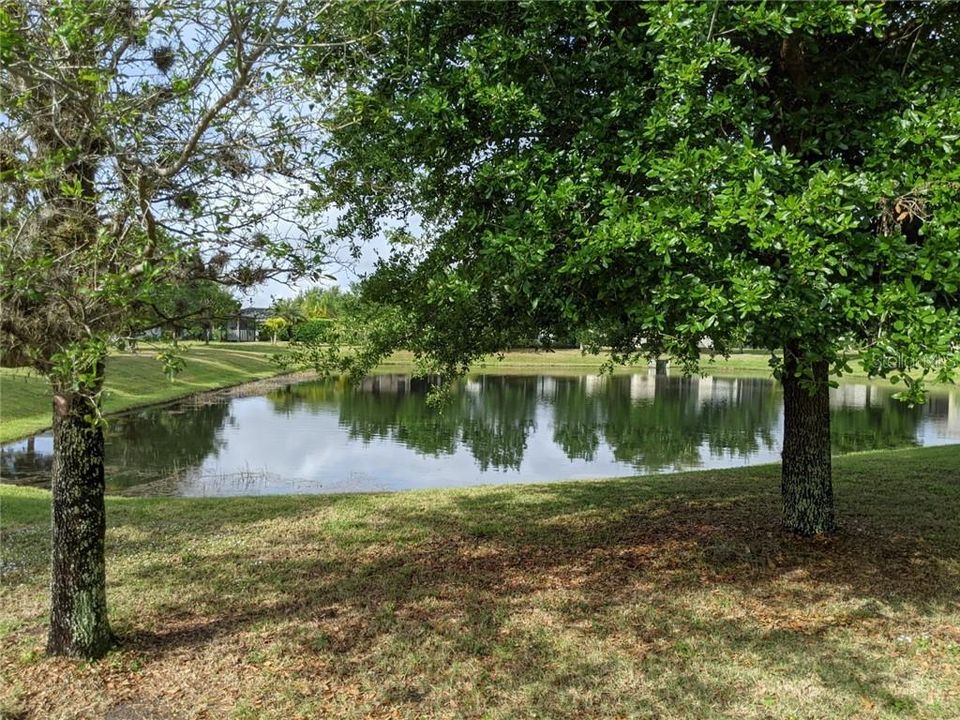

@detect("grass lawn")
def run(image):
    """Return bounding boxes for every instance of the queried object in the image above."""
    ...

[1,445,958,719]
[389,348,957,387]
[384,348,777,373]
[0,343,292,443]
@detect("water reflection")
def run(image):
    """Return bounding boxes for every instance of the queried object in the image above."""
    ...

[1,371,957,496]
[551,375,781,471]
[1,402,232,492]
[105,402,232,489]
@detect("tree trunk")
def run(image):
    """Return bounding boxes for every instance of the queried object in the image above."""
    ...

[655,358,668,376]
[780,345,835,535]
[46,391,113,658]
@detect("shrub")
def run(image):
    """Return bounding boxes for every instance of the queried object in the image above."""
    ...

[292,318,333,343]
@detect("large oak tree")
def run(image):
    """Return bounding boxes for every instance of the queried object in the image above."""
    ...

[303,1,960,535]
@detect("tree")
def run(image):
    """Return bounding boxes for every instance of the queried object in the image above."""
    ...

[273,285,355,323]
[270,297,307,326]
[299,286,352,319]
[0,0,345,657]
[130,277,241,342]
[269,286,357,341]
[303,1,960,535]
[263,316,289,344]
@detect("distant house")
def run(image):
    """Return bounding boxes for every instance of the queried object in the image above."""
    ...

[225,307,270,342]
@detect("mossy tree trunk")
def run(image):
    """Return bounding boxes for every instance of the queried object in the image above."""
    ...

[780,344,835,535]
[46,387,113,658]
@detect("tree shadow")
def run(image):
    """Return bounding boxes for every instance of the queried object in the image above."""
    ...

[108,467,959,716]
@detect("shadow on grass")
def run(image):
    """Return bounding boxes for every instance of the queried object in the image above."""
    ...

[104,464,959,716]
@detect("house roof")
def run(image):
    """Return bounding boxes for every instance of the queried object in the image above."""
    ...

[239,307,271,320]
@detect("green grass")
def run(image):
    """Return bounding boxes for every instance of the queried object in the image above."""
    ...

[385,347,777,373]
[0,343,291,443]
[391,347,957,385]
[2,445,958,719]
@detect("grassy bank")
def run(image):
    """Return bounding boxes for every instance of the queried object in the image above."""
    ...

[0,343,291,443]
[383,348,772,373]
[2,445,958,719]
[392,348,956,385]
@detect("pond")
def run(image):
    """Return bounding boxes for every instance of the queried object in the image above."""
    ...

[2,371,959,496]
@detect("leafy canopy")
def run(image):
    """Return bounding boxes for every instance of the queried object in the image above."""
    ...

[0,0,337,393]
[305,1,960,399]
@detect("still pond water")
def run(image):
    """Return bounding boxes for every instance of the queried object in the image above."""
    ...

[2,371,959,496]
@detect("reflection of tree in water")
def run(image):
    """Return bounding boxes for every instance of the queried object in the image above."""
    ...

[4,374,935,494]
[267,375,540,471]
[335,377,460,457]
[700,378,780,456]
[263,373,931,475]
[1,402,232,491]
[269,376,460,456]
[102,402,231,491]
[552,374,781,472]
[550,377,603,461]
[268,380,339,416]
[456,376,539,470]
[830,385,922,452]
[271,373,786,473]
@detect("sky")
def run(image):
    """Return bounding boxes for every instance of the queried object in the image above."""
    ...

[242,230,390,308]
[242,205,423,308]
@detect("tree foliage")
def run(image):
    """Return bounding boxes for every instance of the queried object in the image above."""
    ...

[263,315,289,343]
[130,278,240,340]
[298,285,353,319]
[300,0,960,534]
[272,285,355,322]
[270,286,355,343]
[0,0,354,657]
[0,0,336,388]
[307,1,960,397]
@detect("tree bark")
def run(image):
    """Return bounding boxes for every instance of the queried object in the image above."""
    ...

[655,358,668,376]
[780,344,835,535]
[46,391,113,658]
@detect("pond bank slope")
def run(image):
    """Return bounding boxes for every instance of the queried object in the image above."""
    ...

[0,343,293,443]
